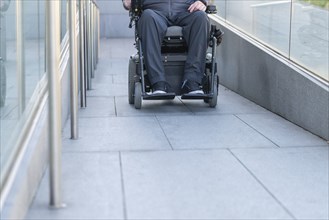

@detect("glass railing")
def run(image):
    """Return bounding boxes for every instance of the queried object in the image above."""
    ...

[0,0,100,209]
[0,0,46,182]
[212,0,329,82]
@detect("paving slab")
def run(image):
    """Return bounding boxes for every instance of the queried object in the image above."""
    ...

[78,97,116,118]
[108,40,136,59]
[95,59,129,77]
[26,153,124,220]
[115,96,193,117]
[86,83,127,97]
[157,115,277,149]
[181,86,269,115]
[121,150,293,219]
[25,38,329,220]
[62,117,172,152]
[236,113,328,147]
[113,74,128,85]
[231,147,329,220]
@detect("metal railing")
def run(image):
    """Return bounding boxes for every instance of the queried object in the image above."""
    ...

[80,0,100,107]
[48,0,100,207]
[0,0,100,211]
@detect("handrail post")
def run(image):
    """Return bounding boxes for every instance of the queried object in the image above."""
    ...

[46,0,64,208]
[89,1,95,78]
[86,0,92,90]
[69,0,79,139]
[96,7,100,65]
[16,0,25,116]
[79,0,87,108]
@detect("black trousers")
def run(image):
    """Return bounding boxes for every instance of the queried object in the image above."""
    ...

[137,9,210,86]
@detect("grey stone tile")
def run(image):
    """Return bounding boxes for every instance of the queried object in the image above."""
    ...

[236,113,328,147]
[115,96,193,117]
[92,74,113,84]
[121,150,292,219]
[79,97,116,118]
[181,86,268,115]
[231,147,329,220]
[62,117,171,152]
[26,153,124,219]
[110,60,132,76]
[95,59,130,77]
[99,38,135,58]
[113,74,128,85]
[86,83,127,97]
[157,115,276,149]
[108,38,136,58]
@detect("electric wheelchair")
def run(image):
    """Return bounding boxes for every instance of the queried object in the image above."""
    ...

[126,0,223,109]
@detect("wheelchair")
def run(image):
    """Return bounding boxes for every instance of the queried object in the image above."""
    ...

[127,1,223,109]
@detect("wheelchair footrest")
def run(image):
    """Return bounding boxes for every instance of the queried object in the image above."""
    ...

[181,93,212,100]
[143,92,176,100]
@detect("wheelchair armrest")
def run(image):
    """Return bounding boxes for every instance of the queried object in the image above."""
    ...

[206,5,217,14]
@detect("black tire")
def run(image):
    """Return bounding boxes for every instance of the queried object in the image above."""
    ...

[0,63,6,107]
[209,75,218,108]
[128,58,136,104]
[134,82,142,109]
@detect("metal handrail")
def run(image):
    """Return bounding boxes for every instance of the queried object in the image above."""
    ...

[46,0,64,208]
[48,0,100,207]
[69,0,79,139]
[0,0,100,210]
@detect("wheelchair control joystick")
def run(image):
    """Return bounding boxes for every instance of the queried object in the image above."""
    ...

[127,0,142,28]
[206,5,217,14]
[210,25,224,46]
[214,28,224,45]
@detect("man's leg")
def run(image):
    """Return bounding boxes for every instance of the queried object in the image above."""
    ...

[176,11,210,86]
[137,9,168,86]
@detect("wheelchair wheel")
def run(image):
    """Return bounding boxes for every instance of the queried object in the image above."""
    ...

[134,82,142,109]
[208,80,218,108]
[128,58,136,104]
[0,63,6,107]
[208,83,218,108]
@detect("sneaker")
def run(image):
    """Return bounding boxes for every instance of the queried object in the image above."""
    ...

[152,81,167,94]
[181,80,204,95]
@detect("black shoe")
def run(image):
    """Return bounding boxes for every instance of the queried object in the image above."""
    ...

[181,80,204,95]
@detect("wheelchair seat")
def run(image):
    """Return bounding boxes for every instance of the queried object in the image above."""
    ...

[165,26,183,38]
[162,26,186,53]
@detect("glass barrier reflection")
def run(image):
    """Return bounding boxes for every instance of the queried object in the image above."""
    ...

[0,0,46,178]
[213,0,329,81]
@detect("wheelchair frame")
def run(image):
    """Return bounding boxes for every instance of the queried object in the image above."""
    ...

[127,0,220,109]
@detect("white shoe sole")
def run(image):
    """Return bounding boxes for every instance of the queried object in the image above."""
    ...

[152,90,167,94]
[188,90,204,95]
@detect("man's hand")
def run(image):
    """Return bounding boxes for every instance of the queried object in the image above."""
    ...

[122,0,131,10]
[188,1,207,13]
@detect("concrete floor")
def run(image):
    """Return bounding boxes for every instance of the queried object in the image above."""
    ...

[25,38,329,220]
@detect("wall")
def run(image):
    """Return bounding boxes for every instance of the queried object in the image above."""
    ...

[212,17,329,140]
[97,0,133,38]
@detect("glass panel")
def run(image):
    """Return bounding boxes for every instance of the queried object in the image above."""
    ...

[212,0,328,81]
[1,0,19,167]
[0,0,46,181]
[61,0,68,41]
[39,1,46,76]
[225,0,291,56]
[212,0,226,18]
[290,0,329,81]
[23,0,42,103]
